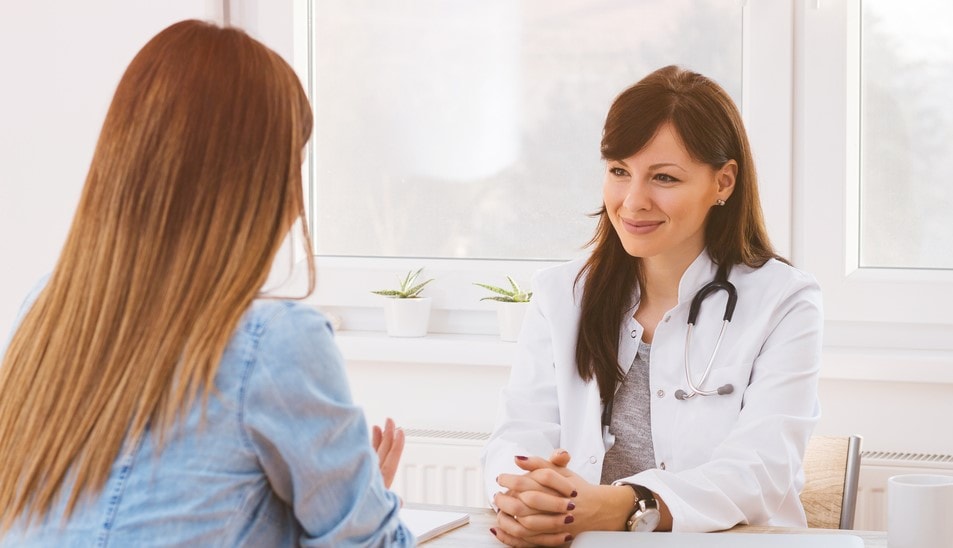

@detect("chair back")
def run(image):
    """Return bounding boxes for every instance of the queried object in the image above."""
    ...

[800,435,862,529]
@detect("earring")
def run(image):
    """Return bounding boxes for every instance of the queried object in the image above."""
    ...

[715,199,726,206]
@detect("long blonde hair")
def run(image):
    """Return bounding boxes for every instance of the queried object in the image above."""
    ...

[0,20,314,528]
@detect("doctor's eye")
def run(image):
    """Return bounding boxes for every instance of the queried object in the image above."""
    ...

[609,167,630,178]
[653,172,680,184]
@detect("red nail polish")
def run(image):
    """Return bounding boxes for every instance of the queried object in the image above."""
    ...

[515,455,528,461]
[564,515,575,524]
[571,490,578,497]
[565,534,574,542]
[567,501,576,511]
[490,528,498,536]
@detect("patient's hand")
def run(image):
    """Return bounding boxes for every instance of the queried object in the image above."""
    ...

[372,417,405,489]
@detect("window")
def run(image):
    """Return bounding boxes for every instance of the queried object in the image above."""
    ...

[796,0,953,356]
[859,0,953,270]
[306,0,745,261]
[289,0,792,333]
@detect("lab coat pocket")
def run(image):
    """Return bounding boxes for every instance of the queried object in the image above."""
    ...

[674,362,752,463]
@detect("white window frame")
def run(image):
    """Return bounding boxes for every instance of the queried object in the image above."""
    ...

[282,0,796,337]
[794,0,953,363]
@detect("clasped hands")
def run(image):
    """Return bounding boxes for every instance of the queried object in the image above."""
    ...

[491,449,628,547]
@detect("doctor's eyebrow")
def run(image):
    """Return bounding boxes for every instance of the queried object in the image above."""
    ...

[608,159,688,172]
[648,162,687,172]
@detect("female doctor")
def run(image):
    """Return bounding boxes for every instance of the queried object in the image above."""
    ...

[483,65,823,546]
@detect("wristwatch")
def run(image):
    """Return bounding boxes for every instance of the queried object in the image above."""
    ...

[612,482,661,532]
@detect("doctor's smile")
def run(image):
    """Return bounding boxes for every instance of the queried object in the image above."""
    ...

[621,219,664,235]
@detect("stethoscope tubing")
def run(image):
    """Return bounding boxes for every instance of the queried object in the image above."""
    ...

[674,278,738,401]
[678,319,730,398]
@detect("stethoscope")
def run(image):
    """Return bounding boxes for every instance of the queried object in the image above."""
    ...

[601,270,739,432]
[673,272,738,400]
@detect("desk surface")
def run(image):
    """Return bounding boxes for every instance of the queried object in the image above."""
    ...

[411,505,888,548]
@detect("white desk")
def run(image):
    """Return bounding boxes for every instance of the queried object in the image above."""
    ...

[412,505,888,547]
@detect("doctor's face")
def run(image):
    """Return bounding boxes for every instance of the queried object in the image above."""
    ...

[603,123,735,265]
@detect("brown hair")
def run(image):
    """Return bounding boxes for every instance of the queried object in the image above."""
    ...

[575,65,784,402]
[0,20,314,528]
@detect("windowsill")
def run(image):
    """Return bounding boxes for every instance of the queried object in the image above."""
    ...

[334,331,953,384]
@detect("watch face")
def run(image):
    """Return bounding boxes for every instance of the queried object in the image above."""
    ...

[632,508,661,532]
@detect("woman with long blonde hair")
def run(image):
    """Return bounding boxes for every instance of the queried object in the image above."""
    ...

[0,20,411,546]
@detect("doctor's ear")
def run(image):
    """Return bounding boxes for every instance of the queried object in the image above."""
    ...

[716,160,737,200]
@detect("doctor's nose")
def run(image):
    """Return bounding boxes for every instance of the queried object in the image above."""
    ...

[622,181,652,212]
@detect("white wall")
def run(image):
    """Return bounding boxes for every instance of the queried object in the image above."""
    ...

[0,1,223,339]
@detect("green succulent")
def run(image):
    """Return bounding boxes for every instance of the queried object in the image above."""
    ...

[371,268,434,299]
[473,276,532,303]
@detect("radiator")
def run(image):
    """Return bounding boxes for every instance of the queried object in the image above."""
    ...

[855,451,953,531]
[394,431,953,532]
[392,429,491,508]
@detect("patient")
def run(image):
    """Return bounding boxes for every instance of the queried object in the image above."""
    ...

[0,20,412,546]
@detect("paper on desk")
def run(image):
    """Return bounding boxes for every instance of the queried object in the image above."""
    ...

[400,508,470,543]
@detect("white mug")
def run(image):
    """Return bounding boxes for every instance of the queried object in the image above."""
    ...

[887,474,953,548]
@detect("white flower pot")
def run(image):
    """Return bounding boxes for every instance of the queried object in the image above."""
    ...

[383,297,432,337]
[497,301,529,342]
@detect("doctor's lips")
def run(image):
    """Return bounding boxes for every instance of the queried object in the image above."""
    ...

[621,218,664,235]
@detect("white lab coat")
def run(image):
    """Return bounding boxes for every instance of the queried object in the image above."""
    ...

[482,250,823,532]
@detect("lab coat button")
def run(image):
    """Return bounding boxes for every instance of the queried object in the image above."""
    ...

[664,315,671,322]
[660,462,667,470]
[656,389,665,398]
[630,329,638,338]
[589,455,597,464]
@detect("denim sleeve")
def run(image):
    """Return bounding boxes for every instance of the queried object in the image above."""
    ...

[240,302,414,547]
[2,275,50,358]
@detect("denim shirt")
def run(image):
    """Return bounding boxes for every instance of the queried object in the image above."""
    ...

[2,292,414,547]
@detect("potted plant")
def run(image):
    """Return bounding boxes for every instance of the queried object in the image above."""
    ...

[474,276,532,342]
[372,268,434,337]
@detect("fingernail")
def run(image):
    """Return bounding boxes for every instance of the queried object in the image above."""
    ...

[565,534,574,542]
[567,501,575,511]
[495,475,500,484]
[490,528,498,536]
[564,515,575,524]
[515,455,528,461]
[558,449,569,455]
[571,490,578,498]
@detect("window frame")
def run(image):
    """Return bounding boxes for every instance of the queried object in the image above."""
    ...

[794,0,953,353]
